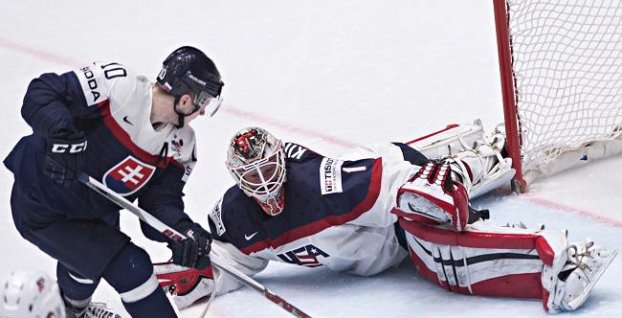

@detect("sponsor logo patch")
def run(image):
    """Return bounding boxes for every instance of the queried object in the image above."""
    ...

[210,199,226,236]
[73,62,113,106]
[320,157,343,195]
[103,156,155,196]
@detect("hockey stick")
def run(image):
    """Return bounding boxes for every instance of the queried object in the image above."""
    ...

[78,174,312,318]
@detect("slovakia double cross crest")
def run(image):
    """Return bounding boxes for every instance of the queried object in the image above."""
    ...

[103,156,155,196]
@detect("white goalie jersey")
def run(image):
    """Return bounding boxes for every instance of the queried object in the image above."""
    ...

[155,121,616,314]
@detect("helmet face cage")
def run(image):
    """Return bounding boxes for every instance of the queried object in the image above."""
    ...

[233,152,286,198]
[226,128,287,215]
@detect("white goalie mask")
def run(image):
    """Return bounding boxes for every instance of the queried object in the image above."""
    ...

[226,127,287,216]
[0,270,66,318]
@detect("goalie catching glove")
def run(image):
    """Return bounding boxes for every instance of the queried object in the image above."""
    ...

[394,161,470,231]
[168,221,212,269]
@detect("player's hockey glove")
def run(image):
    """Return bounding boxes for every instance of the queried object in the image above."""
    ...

[44,131,88,187]
[168,221,212,269]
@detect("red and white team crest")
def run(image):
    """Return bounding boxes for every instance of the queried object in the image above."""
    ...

[104,156,155,196]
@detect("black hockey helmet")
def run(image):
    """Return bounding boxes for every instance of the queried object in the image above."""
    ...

[156,46,224,117]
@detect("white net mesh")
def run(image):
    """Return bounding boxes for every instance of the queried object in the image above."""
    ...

[506,0,622,174]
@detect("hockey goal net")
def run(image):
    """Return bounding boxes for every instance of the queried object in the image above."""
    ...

[493,0,622,191]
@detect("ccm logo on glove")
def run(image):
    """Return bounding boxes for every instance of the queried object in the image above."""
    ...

[50,141,88,153]
[44,131,88,187]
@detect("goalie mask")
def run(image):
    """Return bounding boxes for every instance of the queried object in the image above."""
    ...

[0,270,65,318]
[226,127,287,216]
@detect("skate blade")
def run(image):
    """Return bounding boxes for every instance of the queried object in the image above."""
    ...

[565,249,617,310]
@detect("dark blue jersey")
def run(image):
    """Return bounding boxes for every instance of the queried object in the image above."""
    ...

[207,142,417,282]
[5,62,197,241]
[210,142,382,253]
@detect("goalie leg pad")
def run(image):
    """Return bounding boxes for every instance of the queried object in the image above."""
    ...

[396,217,616,313]
[400,219,547,298]
[394,161,470,231]
[405,119,515,198]
[445,124,515,198]
[406,119,486,160]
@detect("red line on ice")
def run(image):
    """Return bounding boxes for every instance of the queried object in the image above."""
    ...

[5,39,621,229]
[522,196,622,228]
[222,106,359,149]
[0,37,79,66]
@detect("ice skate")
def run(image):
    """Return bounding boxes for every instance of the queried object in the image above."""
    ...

[545,239,617,313]
[65,297,122,318]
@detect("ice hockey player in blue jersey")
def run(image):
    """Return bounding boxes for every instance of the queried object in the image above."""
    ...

[3,46,223,318]
[156,123,615,314]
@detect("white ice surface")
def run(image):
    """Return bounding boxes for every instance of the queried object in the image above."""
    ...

[0,1,620,317]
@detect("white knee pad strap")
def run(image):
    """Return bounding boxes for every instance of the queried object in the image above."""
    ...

[120,273,160,303]
[68,272,95,285]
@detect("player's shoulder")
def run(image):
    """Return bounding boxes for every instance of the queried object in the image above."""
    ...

[71,61,146,106]
[220,185,256,215]
[208,186,257,237]
[283,142,321,162]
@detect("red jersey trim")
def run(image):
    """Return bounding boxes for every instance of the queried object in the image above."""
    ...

[98,100,184,169]
[241,158,383,254]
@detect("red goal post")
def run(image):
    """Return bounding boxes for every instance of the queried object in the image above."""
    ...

[493,0,622,192]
